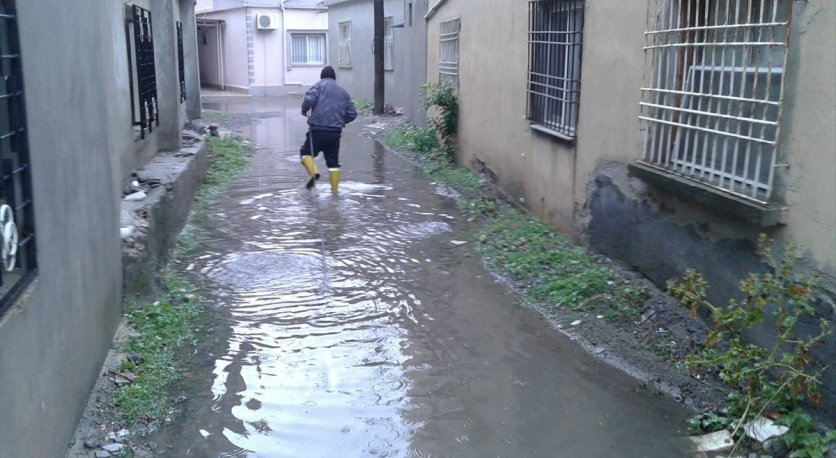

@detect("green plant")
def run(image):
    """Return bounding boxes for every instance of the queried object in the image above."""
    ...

[384,126,439,154]
[687,411,733,435]
[668,235,832,455]
[354,98,372,113]
[113,273,199,425]
[423,83,458,156]
[776,411,836,458]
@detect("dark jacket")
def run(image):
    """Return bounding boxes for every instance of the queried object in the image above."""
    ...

[302,78,357,132]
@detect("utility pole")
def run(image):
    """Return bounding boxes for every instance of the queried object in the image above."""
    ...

[373,0,384,114]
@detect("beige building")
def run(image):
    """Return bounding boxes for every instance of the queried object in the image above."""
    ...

[426,0,835,413]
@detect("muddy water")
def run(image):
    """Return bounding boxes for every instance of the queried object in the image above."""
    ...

[151,95,692,457]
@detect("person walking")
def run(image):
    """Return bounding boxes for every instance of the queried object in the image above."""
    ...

[300,66,358,194]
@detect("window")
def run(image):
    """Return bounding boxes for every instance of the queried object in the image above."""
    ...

[439,18,460,89]
[0,1,37,315]
[126,5,159,139]
[527,0,584,141]
[639,0,791,204]
[338,22,351,67]
[290,32,326,66]
[384,17,394,71]
[177,21,186,103]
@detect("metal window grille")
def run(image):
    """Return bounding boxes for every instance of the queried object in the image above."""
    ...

[126,5,159,139]
[384,17,394,70]
[338,22,351,67]
[439,18,460,89]
[639,0,792,204]
[527,0,584,141]
[290,33,326,65]
[177,21,186,103]
[0,1,38,316]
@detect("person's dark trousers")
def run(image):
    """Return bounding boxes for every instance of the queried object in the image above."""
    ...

[300,129,342,192]
[300,130,342,168]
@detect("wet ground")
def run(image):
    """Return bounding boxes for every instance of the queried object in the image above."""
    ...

[150,95,693,457]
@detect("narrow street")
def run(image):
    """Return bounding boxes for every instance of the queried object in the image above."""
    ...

[149,95,692,457]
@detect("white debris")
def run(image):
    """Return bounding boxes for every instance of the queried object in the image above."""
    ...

[120,226,135,240]
[200,429,212,438]
[570,319,582,326]
[451,240,468,246]
[101,443,125,453]
[744,416,789,443]
[123,191,147,201]
[688,430,734,452]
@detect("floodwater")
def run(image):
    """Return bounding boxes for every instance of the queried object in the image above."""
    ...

[150,95,693,457]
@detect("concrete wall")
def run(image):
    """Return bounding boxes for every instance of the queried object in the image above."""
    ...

[198,9,250,91]
[283,7,330,89]
[328,0,404,108]
[428,0,836,417]
[0,1,201,456]
[426,0,578,232]
[395,0,428,124]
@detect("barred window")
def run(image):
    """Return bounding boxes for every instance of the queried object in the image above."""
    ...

[338,22,351,67]
[639,0,791,204]
[0,1,38,315]
[126,5,159,139]
[527,0,584,141]
[439,18,460,89]
[290,32,326,66]
[177,21,186,103]
[384,17,394,71]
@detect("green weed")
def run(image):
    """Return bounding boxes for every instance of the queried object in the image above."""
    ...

[113,272,199,425]
[670,235,833,456]
[477,208,637,320]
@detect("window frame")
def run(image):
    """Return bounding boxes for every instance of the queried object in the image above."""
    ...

[125,5,159,140]
[526,0,585,142]
[638,0,793,205]
[439,18,460,90]
[0,1,38,316]
[337,21,352,68]
[383,16,394,71]
[177,21,186,103]
[288,31,328,67]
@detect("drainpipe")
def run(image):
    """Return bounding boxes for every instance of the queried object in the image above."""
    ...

[280,0,287,87]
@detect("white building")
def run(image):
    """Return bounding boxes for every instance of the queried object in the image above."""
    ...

[196,0,329,95]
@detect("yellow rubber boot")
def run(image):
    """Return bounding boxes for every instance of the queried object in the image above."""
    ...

[329,169,340,194]
[301,156,320,189]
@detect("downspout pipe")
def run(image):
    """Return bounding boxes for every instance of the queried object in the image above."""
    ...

[280,0,287,87]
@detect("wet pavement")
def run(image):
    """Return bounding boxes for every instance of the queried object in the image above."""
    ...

[151,95,693,457]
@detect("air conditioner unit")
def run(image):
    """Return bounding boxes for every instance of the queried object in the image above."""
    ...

[256,14,280,30]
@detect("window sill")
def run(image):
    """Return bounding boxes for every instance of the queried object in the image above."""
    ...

[339,65,352,69]
[529,123,575,143]
[628,161,787,227]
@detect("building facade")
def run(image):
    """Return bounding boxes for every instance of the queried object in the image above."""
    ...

[326,0,428,124]
[426,0,835,415]
[0,1,201,457]
[196,0,329,95]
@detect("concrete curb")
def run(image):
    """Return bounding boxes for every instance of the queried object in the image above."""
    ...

[120,128,208,300]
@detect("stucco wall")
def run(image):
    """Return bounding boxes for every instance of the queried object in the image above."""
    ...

[326,0,403,107]
[0,2,123,457]
[0,1,201,456]
[427,0,577,232]
[394,0,428,124]
[283,7,330,88]
[199,9,250,91]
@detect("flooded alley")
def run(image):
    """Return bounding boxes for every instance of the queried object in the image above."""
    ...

[150,95,692,457]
